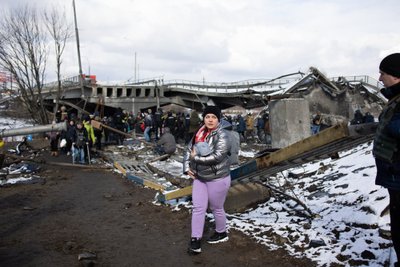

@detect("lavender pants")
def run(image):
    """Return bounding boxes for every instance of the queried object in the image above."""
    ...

[191,175,231,239]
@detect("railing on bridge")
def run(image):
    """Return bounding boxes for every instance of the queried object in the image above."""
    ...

[43,74,96,90]
[331,75,382,91]
[161,72,306,93]
[119,76,164,86]
[117,74,305,93]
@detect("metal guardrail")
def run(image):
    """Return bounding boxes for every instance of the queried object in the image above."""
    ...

[331,75,382,91]
[160,72,306,93]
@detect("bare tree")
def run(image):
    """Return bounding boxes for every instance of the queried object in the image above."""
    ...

[44,6,73,121]
[0,5,49,124]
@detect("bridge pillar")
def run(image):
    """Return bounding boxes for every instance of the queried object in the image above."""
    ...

[110,87,115,98]
[269,98,311,148]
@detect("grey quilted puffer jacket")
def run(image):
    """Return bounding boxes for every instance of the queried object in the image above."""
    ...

[183,121,232,181]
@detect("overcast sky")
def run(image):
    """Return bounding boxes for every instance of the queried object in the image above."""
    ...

[3,0,400,84]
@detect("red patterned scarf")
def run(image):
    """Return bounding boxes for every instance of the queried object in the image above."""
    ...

[194,125,209,143]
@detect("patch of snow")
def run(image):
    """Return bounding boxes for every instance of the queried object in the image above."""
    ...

[0,176,34,186]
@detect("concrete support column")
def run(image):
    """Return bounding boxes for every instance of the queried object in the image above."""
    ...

[139,88,145,98]
[111,87,117,98]
[90,86,96,97]
[269,98,310,148]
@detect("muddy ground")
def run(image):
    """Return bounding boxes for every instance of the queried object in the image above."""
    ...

[0,148,318,267]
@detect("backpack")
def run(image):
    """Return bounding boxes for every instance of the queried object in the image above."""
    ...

[154,111,162,124]
[144,114,153,127]
[114,113,123,126]
[227,130,240,165]
[75,129,86,148]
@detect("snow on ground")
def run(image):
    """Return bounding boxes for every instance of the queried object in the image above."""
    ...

[0,116,33,129]
[0,116,36,186]
[153,142,396,266]
[228,142,395,267]
[0,116,34,142]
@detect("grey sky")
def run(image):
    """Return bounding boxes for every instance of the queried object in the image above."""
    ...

[2,0,400,84]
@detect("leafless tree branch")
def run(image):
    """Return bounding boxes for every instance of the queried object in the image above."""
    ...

[44,5,73,121]
[0,5,49,124]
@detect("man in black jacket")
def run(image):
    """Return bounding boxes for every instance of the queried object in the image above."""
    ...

[373,53,400,266]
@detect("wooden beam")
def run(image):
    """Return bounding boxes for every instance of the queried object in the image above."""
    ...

[91,120,154,146]
[91,120,132,139]
[58,100,90,115]
[113,161,127,176]
[158,186,193,202]
[126,172,166,191]
[256,123,349,170]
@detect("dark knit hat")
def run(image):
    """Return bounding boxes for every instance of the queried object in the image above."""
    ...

[202,105,221,121]
[379,53,400,78]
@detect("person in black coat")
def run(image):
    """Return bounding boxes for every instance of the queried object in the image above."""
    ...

[65,120,76,155]
[373,53,400,266]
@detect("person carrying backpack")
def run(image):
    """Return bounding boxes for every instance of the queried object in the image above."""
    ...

[113,107,125,145]
[183,105,231,255]
[72,121,89,164]
[236,114,246,141]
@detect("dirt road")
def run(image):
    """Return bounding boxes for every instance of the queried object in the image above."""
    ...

[0,152,315,267]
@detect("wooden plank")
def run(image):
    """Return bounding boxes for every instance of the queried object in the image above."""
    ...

[114,159,166,191]
[113,161,127,176]
[159,161,257,202]
[126,172,165,191]
[158,185,193,202]
[58,100,91,115]
[159,159,256,202]
[236,133,376,183]
[91,120,133,139]
[256,123,349,170]
[91,120,154,146]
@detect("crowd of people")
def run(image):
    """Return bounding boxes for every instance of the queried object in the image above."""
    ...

[101,107,271,146]
[220,112,271,145]
[350,109,375,125]
[48,111,101,164]
[45,105,274,166]
[47,106,198,163]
